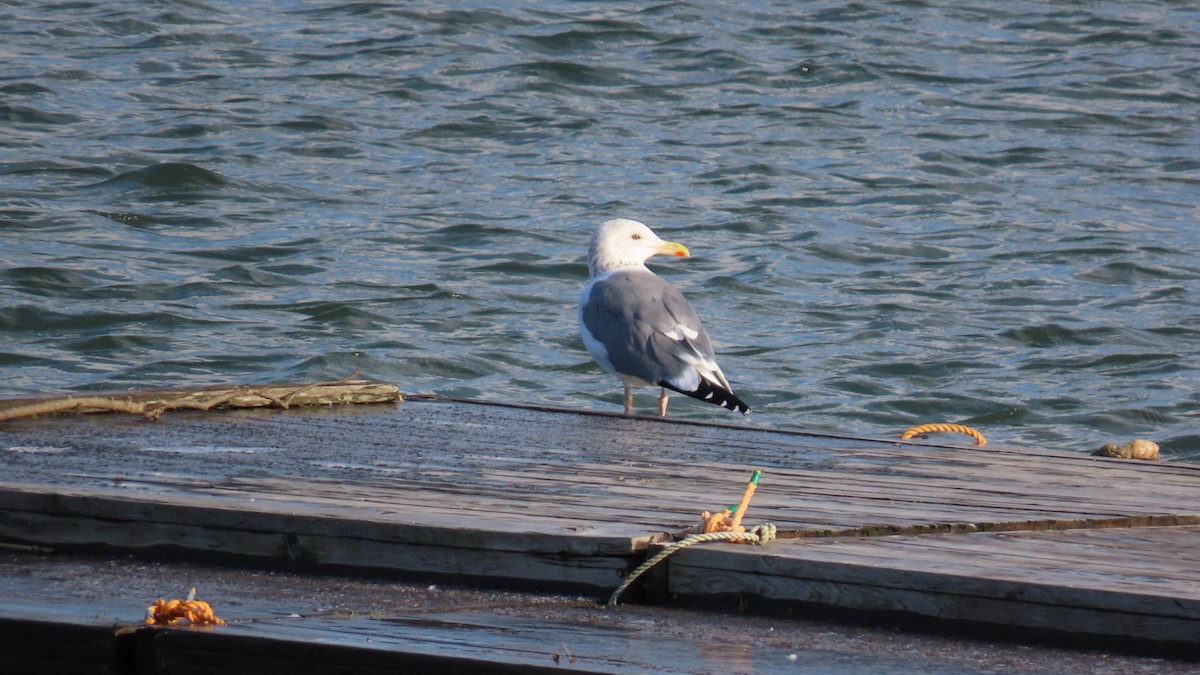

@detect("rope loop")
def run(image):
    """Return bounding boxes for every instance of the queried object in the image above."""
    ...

[900,423,986,446]
[749,522,776,545]
[607,523,776,606]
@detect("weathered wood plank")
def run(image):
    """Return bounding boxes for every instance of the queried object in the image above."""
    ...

[2,398,1196,539]
[145,613,738,675]
[7,550,1193,675]
[0,483,661,593]
[1,396,1199,643]
[667,526,1200,645]
[0,614,133,675]
[0,590,778,675]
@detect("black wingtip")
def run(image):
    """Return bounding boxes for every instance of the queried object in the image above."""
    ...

[660,379,751,415]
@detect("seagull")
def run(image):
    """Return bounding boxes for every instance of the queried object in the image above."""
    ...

[579,218,750,417]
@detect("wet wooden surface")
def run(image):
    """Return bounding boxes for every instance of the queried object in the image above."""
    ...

[1,396,1198,647]
[668,525,1200,644]
[0,552,825,672]
[2,396,1195,535]
[3,551,1195,675]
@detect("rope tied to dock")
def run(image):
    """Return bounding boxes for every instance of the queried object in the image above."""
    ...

[608,470,774,606]
[900,423,986,446]
[608,524,776,606]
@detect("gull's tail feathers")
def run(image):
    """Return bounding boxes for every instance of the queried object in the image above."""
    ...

[660,378,750,416]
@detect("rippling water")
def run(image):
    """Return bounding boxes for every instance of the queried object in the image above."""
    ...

[2,2,1198,460]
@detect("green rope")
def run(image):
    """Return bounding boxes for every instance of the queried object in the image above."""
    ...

[607,523,777,606]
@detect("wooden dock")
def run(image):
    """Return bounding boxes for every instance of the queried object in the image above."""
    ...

[1,394,1199,669]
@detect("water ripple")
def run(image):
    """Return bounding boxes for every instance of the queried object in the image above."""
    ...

[0,0,1197,460]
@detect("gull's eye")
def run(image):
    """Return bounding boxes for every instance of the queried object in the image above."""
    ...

[631,233,641,240]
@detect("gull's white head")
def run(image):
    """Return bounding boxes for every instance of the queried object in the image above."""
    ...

[587,218,690,278]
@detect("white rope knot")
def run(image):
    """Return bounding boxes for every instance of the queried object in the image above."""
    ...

[749,522,776,544]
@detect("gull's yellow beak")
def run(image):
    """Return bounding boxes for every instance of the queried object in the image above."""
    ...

[656,240,690,258]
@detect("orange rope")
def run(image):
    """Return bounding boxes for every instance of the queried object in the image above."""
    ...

[146,589,225,626]
[700,470,762,535]
[900,423,986,446]
[610,470,772,606]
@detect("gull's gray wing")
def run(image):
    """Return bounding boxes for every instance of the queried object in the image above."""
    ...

[580,270,748,413]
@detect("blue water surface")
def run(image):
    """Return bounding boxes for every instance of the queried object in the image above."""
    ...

[1,1,1198,459]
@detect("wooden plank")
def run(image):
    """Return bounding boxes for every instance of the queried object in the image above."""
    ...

[2,396,1199,641]
[0,596,775,675]
[0,553,888,675]
[1,398,1196,538]
[666,526,1200,645]
[0,613,133,675]
[143,613,732,675]
[0,484,660,593]
[6,550,1192,675]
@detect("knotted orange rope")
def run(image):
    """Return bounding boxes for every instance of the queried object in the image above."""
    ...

[900,423,986,446]
[700,469,762,534]
[146,588,225,626]
[609,470,773,606]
